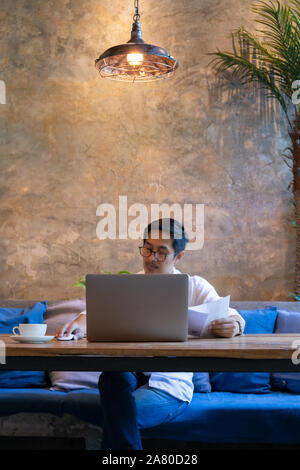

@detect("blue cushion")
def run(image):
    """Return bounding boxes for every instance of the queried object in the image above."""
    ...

[210,307,278,393]
[0,302,48,388]
[0,302,48,333]
[62,389,103,427]
[239,306,278,334]
[192,373,211,392]
[55,388,300,445]
[0,370,46,388]
[0,388,65,418]
[141,391,300,444]
[272,309,300,393]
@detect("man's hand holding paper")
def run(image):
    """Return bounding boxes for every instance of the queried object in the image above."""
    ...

[207,317,240,338]
[188,296,240,338]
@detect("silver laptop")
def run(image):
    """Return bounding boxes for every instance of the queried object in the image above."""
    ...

[86,274,189,342]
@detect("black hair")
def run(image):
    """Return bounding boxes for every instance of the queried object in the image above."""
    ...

[143,218,189,255]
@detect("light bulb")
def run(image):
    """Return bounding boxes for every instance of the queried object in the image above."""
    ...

[127,53,144,66]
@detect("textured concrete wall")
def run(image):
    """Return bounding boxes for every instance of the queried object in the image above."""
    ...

[0,0,295,300]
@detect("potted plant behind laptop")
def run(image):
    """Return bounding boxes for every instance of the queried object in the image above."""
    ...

[73,271,132,289]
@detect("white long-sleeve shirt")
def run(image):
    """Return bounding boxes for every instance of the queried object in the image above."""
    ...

[80,267,245,403]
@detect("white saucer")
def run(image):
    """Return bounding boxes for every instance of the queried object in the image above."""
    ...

[10,335,54,343]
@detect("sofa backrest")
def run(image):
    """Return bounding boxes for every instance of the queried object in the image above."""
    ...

[0,299,299,334]
[1,299,299,310]
[0,299,86,335]
[230,301,300,312]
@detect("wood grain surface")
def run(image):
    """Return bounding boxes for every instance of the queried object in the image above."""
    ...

[2,334,300,359]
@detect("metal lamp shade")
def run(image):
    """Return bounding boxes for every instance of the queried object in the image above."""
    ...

[95,42,178,82]
[95,14,178,83]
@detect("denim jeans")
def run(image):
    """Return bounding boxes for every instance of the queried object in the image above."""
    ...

[98,371,189,450]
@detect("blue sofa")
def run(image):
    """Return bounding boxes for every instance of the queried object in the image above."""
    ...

[0,300,300,450]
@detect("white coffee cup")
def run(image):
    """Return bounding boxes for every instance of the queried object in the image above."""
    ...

[12,324,47,337]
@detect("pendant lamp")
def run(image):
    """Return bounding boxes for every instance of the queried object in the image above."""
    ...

[95,0,178,82]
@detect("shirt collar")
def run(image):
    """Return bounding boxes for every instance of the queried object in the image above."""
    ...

[137,266,182,275]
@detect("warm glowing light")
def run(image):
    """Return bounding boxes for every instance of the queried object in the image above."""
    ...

[127,53,144,66]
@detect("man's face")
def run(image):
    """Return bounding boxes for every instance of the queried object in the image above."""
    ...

[142,229,184,274]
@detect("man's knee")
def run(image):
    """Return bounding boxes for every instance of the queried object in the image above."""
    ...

[98,371,135,390]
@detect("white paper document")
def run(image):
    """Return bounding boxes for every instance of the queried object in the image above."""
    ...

[188,295,230,338]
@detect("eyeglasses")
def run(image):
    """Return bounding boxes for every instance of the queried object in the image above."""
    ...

[138,245,173,262]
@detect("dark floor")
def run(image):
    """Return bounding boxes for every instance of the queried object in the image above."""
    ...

[0,436,85,450]
[0,436,300,451]
[142,439,300,451]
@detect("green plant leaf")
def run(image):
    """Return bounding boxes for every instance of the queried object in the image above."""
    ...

[73,269,132,288]
[289,292,300,301]
[208,0,300,126]
[72,281,86,288]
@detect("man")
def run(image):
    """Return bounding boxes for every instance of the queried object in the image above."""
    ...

[56,218,245,450]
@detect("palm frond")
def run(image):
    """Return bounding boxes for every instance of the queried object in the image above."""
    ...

[290,0,300,26]
[252,0,300,81]
[208,44,288,114]
[289,292,300,300]
[208,0,300,125]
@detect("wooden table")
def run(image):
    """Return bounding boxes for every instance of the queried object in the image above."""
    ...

[1,333,300,372]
